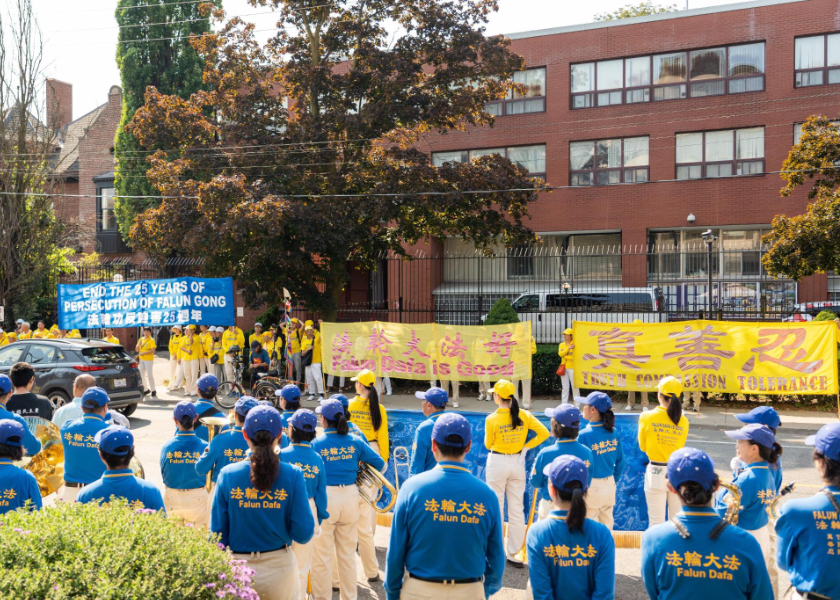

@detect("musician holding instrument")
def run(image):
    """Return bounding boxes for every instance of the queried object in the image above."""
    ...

[578,392,624,529]
[409,387,449,477]
[0,419,42,514]
[775,422,840,599]
[641,447,772,600]
[160,402,209,526]
[193,374,226,442]
[196,397,257,487]
[526,455,614,600]
[386,413,505,600]
[59,387,114,502]
[716,424,781,582]
[0,375,40,457]
[281,409,329,600]
[77,426,166,512]
[531,404,593,520]
[211,405,314,600]
[310,399,385,600]
[638,376,689,527]
[485,378,550,567]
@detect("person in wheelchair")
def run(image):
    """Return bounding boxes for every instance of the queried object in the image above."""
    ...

[249,341,270,391]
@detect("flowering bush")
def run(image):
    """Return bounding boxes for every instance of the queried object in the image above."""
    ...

[0,500,256,599]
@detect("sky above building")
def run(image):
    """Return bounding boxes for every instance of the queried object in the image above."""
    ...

[32,0,751,119]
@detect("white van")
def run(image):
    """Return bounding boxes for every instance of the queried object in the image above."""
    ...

[506,287,665,343]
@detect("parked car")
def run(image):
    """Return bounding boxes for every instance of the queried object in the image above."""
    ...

[486,287,665,343]
[783,301,840,322]
[0,339,144,416]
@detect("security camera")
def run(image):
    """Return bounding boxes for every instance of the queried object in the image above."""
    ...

[687,213,695,223]
[701,229,717,242]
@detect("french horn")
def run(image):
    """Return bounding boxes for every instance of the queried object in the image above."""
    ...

[356,462,397,513]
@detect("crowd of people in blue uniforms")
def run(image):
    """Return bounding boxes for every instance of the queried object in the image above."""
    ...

[6,361,840,600]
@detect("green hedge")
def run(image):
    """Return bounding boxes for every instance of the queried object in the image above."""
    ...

[533,343,563,395]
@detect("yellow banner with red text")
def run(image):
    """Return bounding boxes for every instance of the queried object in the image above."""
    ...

[572,320,838,395]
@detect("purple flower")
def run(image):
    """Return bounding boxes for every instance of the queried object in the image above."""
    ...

[185,522,194,527]
[217,542,226,550]
[205,583,216,589]
[219,573,226,580]
[12,528,22,533]
[53,585,58,591]
[216,592,226,598]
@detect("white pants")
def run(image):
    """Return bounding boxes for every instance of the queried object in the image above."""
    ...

[169,358,184,390]
[767,521,780,598]
[292,499,318,600]
[305,363,324,395]
[358,440,380,577]
[200,357,210,376]
[432,378,460,402]
[478,380,491,398]
[644,463,681,527]
[745,526,774,594]
[512,379,532,408]
[224,354,235,383]
[402,575,484,600]
[560,368,579,404]
[375,376,392,396]
[683,391,702,410]
[327,374,345,389]
[163,487,209,527]
[233,547,299,600]
[59,484,82,503]
[628,391,649,408]
[183,359,199,396]
[586,476,616,529]
[485,451,526,560]
[312,485,360,600]
[139,360,156,393]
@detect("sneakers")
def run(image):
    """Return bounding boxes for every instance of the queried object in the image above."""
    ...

[307,394,316,401]
[151,391,157,398]
[367,575,382,584]
[385,391,392,396]
[624,405,634,411]
[477,393,486,401]
[318,393,325,400]
[452,400,460,408]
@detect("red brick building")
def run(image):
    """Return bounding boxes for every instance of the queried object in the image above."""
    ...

[364,0,840,328]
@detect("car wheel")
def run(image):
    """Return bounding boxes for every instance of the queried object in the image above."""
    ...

[118,403,138,417]
[48,390,71,409]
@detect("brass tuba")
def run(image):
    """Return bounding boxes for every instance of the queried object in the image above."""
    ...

[718,481,742,525]
[201,415,234,492]
[356,462,397,513]
[767,482,796,523]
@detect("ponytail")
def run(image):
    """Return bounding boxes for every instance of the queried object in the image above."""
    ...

[665,394,682,425]
[327,413,349,436]
[366,385,383,432]
[509,397,524,430]
[756,441,783,467]
[677,477,718,506]
[178,415,195,431]
[250,430,280,492]
[600,408,615,433]
[557,482,587,533]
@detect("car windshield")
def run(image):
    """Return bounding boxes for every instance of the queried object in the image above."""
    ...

[82,347,132,364]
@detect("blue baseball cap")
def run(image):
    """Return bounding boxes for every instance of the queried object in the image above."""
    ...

[807,422,840,461]
[432,412,471,448]
[197,374,219,393]
[580,391,612,413]
[173,401,197,421]
[0,419,25,447]
[243,405,283,439]
[330,394,349,407]
[668,447,717,491]
[276,384,301,402]
[81,387,110,409]
[316,399,344,421]
[257,400,273,406]
[290,409,317,433]
[736,406,781,430]
[725,423,776,449]
[95,426,134,456]
[415,387,448,408]
[544,455,590,493]
[544,404,582,427]
[0,375,12,395]
[235,396,259,417]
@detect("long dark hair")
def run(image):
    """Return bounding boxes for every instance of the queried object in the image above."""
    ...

[508,397,523,430]
[552,420,579,440]
[815,450,840,487]
[0,442,23,461]
[326,413,349,436]
[364,384,383,432]
[753,441,783,467]
[557,482,587,533]
[598,408,615,433]
[177,414,195,431]
[677,477,719,506]
[250,430,280,492]
[663,393,682,426]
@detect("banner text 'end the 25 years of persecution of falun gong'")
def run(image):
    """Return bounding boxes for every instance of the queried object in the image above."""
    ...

[321,321,533,382]
[572,320,839,396]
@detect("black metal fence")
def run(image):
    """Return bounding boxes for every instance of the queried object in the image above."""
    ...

[336,246,840,343]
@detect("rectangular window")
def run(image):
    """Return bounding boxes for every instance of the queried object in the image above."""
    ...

[431,145,546,180]
[570,137,649,186]
[487,67,546,116]
[675,128,764,180]
[795,33,840,88]
[794,120,840,144]
[571,42,765,109]
[99,187,117,231]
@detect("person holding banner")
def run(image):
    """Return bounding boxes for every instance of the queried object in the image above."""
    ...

[511,329,536,409]
[484,379,550,567]
[638,376,689,527]
[180,325,202,397]
[135,327,157,398]
[168,326,184,392]
[557,329,579,406]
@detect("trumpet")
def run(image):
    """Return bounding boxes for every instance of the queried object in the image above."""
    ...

[201,415,233,492]
[392,446,410,492]
[767,482,796,523]
[512,490,540,564]
[356,462,397,513]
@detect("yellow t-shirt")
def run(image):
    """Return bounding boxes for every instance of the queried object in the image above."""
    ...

[212,339,224,364]
[67,330,81,339]
[169,334,182,359]
[301,332,322,364]
[558,342,574,367]
[222,329,245,354]
[637,405,689,463]
[137,337,157,362]
[286,326,302,354]
[484,408,550,454]
[348,396,389,460]
[179,335,202,361]
[104,335,120,345]
[18,331,33,340]
[32,330,50,339]
[200,332,214,358]
[0,332,8,347]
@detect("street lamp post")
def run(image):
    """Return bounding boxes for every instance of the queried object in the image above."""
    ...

[562,282,571,331]
[701,229,717,317]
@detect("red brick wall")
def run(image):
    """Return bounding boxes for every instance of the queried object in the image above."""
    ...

[46,79,73,131]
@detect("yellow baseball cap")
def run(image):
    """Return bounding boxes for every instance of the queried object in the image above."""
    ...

[657,376,683,397]
[632,319,642,325]
[351,369,376,387]
[492,379,516,400]
[563,328,573,335]
[305,320,313,327]
[50,324,59,331]
[7,333,16,340]
[187,324,196,330]
[291,318,299,324]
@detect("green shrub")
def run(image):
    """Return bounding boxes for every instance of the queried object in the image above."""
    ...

[814,309,838,322]
[484,299,519,325]
[0,500,256,599]
[533,343,562,395]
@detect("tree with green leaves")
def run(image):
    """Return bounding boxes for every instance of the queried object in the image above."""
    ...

[762,116,840,279]
[113,0,215,241]
[484,299,520,325]
[594,1,676,21]
[125,0,542,319]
